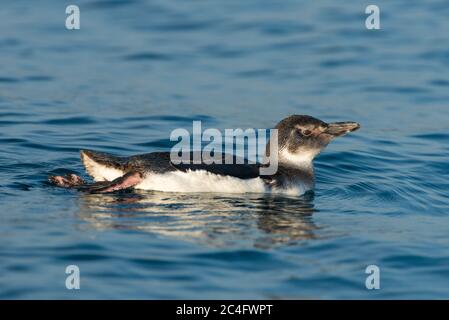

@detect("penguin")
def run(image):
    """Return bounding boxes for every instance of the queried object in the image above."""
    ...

[48,115,360,195]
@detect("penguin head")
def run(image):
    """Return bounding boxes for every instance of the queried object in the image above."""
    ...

[274,115,360,167]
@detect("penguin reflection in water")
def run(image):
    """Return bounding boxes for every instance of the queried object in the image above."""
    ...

[49,115,360,195]
[76,192,319,247]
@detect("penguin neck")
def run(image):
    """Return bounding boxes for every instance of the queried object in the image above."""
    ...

[279,149,316,171]
[278,149,316,186]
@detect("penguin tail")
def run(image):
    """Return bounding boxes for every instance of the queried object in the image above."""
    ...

[80,149,126,182]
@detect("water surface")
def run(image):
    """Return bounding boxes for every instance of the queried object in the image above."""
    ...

[1,0,449,299]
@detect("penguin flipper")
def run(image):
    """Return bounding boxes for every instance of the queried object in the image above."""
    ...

[48,171,142,193]
[170,152,261,179]
[77,171,143,193]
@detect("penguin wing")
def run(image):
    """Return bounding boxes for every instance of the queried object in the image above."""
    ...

[170,152,261,179]
[80,150,262,180]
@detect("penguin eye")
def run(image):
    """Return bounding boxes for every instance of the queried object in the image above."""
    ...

[302,129,312,136]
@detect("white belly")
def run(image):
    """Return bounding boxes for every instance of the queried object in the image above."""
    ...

[135,170,310,195]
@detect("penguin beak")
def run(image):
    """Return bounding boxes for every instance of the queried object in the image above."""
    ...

[325,122,361,137]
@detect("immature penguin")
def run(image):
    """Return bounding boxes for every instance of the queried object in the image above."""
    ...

[48,115,360,195]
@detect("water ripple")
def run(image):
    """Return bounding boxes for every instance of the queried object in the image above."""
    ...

[1,0,449,299]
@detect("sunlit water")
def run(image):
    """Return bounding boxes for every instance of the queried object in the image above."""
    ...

[1,0,449,299]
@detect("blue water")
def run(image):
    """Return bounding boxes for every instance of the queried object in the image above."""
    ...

[1,0,449,299]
